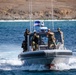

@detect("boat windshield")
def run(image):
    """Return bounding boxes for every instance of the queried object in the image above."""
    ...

[39,33,48,45]
[29,32,62,50]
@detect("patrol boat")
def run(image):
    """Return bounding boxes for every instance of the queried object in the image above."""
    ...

[18,21,72,69]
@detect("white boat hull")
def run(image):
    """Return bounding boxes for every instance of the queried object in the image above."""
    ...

[18,50,72,65]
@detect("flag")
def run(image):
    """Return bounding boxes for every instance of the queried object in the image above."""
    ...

[34,21,40,26]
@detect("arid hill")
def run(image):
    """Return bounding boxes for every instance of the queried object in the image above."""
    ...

[0,0,76,20]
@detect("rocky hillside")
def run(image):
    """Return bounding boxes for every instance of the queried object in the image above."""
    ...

[0,0,76,20]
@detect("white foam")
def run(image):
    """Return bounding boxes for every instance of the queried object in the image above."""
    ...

[17,57,76,71]
[0,44,76,71]
[0,57,76,71]
[52,56,76,71]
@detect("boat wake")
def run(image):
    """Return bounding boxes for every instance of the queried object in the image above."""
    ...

[0,55,76,71]
[0,44,76,71]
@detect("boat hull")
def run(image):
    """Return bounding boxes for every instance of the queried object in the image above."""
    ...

[18,50,72,65]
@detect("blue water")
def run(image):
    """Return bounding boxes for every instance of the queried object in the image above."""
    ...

[0,20,76,75]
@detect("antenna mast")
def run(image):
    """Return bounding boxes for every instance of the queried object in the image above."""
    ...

[29,0,32,33]
[51,0,54,30]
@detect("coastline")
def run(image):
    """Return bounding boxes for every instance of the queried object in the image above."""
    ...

[0,19,76,22]
[0,0,76,20]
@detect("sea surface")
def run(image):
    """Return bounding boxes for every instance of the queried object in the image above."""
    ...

[0,20,76,75]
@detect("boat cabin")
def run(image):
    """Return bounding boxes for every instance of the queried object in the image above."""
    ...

[25,31,63,51]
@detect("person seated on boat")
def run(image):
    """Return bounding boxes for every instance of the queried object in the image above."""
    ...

[57,28,64,44]
[21,40,27,52]
[47,29,56,49]
[31,31,39,51]
[24,29,30,51]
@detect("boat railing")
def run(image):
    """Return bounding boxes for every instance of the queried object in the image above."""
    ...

[39,45,48,50]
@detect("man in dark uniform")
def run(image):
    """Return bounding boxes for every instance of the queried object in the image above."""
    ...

[24,29,30,41]
[22,29,30,52]
[22,40,26,52]
[32,32,39,51]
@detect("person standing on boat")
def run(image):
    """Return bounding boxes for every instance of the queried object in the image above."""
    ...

[57,28,64,44]
[22,29,30,52]
[32,31,39,51]
[24,29,30,40]
[47,29,56,49]
[22,40,26,52]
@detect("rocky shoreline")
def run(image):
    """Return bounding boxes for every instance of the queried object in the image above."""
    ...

[0,0,76,20]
